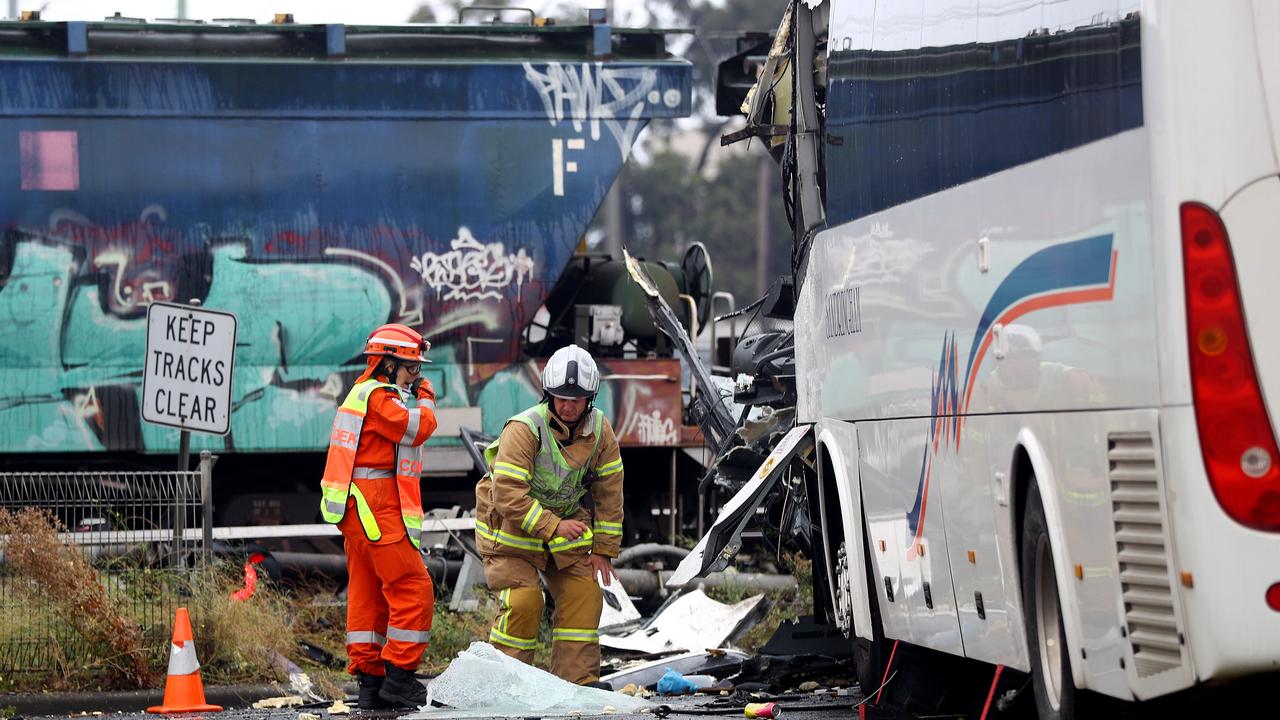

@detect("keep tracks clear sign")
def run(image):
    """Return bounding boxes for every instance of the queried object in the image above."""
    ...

[142,302,238,435]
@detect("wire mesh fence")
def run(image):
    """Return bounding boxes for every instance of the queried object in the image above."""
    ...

[0,457,213,677]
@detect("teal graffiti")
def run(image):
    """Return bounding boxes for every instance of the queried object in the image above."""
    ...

[0,238,393,452]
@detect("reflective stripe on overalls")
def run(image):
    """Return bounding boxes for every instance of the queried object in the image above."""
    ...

[319,379,427,548]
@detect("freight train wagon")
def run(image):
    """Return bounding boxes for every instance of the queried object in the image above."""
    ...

[0,13,707,537]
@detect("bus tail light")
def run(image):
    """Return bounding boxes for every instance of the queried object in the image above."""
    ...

[1181,202,1280,532]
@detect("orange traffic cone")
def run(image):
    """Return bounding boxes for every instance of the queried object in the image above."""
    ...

[147,607,223,714]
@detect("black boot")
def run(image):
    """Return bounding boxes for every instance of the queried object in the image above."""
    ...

[378,663,427,709]
[356,671,393,710]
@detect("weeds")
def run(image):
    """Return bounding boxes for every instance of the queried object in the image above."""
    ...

[0,509,295,692]
[0,508,148,689]
[706,553,813,653]
[188,565,295,686]
[0,508,816,695]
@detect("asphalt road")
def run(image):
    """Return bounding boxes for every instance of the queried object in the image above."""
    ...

[15,685,905,720]
[20,695,875,720]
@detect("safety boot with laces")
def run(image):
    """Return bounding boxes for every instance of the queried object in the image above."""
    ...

[378,663,427,709]
[356,671,393,710]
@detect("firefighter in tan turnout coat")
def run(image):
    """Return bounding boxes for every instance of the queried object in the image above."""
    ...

[475,344,624,685]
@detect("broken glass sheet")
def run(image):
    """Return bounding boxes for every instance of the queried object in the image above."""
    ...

[406,642,654,719]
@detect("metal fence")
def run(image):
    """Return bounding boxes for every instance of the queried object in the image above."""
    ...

[0,453,214,676]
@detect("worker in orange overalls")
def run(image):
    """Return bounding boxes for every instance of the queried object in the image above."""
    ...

[475,344,625,686]
[319,323,438,709]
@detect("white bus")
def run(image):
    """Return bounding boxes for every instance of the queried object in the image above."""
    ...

[788,0,1280,717]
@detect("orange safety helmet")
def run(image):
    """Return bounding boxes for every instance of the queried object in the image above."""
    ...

[363,323,431,363]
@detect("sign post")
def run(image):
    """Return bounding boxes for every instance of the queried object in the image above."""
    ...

[142,300,236,568]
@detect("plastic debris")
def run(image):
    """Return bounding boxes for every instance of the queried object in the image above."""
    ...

[328,699,351,714]
[404,642,653,719]
[656,668,698,695]
[252,696,304,709]
[289,671,327,702]
[298,713,320,720]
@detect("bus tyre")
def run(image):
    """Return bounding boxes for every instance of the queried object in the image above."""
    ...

[1021,483,1079,720]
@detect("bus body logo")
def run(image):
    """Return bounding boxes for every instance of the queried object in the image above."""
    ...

[824,285,863,338]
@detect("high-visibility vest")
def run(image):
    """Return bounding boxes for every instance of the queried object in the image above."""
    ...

[483,404,603,519]
[319,379,426,548]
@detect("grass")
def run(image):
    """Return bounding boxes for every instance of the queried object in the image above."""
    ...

[0,508,293,693]
[0,508,148,690]
[0,509,813,694]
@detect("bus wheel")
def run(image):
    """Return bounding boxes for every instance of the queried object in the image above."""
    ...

[1021,483,1077,719]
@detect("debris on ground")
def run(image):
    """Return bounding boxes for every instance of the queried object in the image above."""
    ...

[602,649,751,690]
[600,589,766,655]
[284,667,327,703]
[407,642,652,719]
[327,699,351,714]
[757,616,854,658]
[729,654,855,693]
[656,668,712,695]
[251,695,305,709]
[744,701,781,718]
[618,683,653,698]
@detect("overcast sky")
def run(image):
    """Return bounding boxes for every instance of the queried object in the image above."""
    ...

[24,0,661,25]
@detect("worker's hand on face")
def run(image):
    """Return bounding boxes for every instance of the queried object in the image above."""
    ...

[589,553,616,587]
[554,518,588,540]
[411,378,436,402]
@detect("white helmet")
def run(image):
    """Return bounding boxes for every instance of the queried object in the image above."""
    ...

[542,344,600,399]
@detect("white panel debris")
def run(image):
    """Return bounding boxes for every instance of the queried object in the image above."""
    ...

[600,588,765,655]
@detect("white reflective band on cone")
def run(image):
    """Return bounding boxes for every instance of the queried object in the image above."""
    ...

[168,641,201,676]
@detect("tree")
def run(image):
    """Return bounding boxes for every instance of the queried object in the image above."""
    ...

[407,4,436,22]
[597,0,795,304]
[615,144,791,306]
